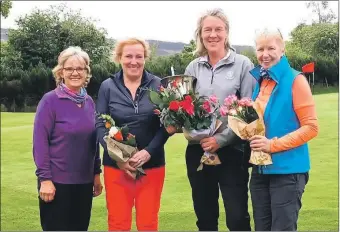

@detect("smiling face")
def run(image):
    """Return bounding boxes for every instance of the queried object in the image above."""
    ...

[255,35,285,69]
[119,43,145,80]
[201,16,227,54]
[62,55,87,92]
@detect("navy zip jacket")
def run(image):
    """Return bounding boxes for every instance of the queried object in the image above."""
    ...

[95,70,169,169]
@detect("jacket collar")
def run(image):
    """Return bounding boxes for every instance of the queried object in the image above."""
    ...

[198,47,236,67]
[250,55,291,84]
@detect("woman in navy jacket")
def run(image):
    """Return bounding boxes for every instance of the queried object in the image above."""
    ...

[96,38,169,231]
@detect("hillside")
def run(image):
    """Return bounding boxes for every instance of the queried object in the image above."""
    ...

[146,39,254,56]
[1,28,254,56]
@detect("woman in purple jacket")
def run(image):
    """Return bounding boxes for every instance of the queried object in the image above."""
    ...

[33,46,102,231]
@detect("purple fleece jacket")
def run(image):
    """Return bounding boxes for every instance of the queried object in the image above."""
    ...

[33,90,102,184]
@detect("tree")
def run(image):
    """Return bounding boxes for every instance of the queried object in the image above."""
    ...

[8,3,114,69]
[0,41,23,70]
[288,22,338,57]
[306,1,337,23]
[0,0,12,18]
[180,39,197,66]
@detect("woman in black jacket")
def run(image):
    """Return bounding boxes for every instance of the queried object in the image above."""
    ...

[96,38,169,231]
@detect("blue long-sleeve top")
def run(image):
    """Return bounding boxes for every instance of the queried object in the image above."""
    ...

[95,70,169,169]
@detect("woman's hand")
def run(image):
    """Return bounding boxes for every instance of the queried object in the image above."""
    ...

[117,161,137,179]
[249,135,271,153]
[200,137,220,153]
[129,149,151,167]
[93,174,103,197]
[39,180,56,203]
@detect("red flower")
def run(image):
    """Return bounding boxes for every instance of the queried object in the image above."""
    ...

[113,130,123,141]
[180,96,194,115]
[169,101,181,111]
[184,95,193,102]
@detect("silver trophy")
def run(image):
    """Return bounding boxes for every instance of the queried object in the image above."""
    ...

[161,73,197,95]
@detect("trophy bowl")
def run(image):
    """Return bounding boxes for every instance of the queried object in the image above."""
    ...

[160,74,197,95]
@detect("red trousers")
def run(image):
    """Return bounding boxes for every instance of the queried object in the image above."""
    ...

[104,166,165,231]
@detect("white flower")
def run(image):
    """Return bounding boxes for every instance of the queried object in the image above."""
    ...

[109,127,119,138]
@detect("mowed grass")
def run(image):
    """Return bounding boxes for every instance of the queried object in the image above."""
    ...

[1,93,338,231]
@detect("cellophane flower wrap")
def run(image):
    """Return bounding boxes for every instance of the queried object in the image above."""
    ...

[147,76,223,171]
[99,114,146,180]
[220,95,273,165]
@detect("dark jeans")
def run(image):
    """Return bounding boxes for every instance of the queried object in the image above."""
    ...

[250,168,309,231]
[38,181,94,231]
[186,144,251,231]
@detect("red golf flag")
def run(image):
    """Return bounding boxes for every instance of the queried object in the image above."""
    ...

[302,62,315,73]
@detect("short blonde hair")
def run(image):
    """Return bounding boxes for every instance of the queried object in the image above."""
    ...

[52,46,92,87]
[194,8,231,57]
[254,27,285,49]
[113,38,150,63]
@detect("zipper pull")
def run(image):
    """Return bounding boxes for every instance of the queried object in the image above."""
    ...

[134,103,138,114]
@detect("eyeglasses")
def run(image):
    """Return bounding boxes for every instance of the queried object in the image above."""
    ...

[63,67,87,74]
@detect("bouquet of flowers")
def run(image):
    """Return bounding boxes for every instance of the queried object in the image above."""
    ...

[148,75,223,171]
[148,75,195,128]
[99,114,146,180]
[220,95,272,165]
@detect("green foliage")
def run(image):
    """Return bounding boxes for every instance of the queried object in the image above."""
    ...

[289,23,338,57]
[240,49,258,65]
[0,0,12,18]
[7,3,114,69]
[286,22,339,85]
[0,41,23,70]
[26,62,52,97]
[99,114,115,127]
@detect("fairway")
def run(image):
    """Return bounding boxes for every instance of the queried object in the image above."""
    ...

[1,93,338,231]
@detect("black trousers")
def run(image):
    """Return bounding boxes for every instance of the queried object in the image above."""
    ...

[250,168,309,231]
[186,144,251,231]
[38,181,94,231]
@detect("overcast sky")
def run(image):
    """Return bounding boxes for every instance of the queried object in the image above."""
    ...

[1,1,338,46]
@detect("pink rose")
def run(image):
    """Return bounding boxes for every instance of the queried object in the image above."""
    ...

[219,106,229,116]
[202,101,211,113]
[209,95,218,104]
[238,99,246,106]
[224,95,238,108]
